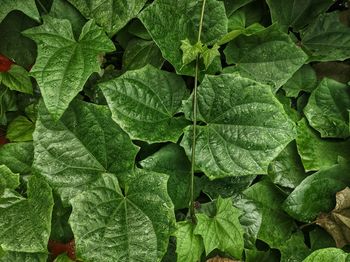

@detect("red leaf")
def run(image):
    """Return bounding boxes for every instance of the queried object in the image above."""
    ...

[0,54,14,72]
[48,239,76,261]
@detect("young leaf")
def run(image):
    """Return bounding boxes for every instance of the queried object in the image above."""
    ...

[243,179,296,248]
[139,0,228,75]
[33,100,138,204]
[173,221,204,262]
[0,165,19,194]
[181,74,296,179]
[0,142,33,175]
[302,248,350,262]
[67,0,148,36]
[0,65,32,94]
[0,0,40,23]
[201,44,220,70]
[224,24,308,91]
[6,116,34,142]
[283,160,350,222]
[23,16,115,120]
[194,197,244,259]
[69,171,175,262]
[0,176,53,253]
[180,39,204,66]
[296,118,350,171]
[266,0,333,31]
[100,65,190,143]
[304,78,350,139]
[301,13,350,62]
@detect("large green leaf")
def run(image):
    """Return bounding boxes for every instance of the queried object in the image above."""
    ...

[100,65,189,143]
[283,160,350,222]
[0,176,53,253]
[140,143,200,210]
[224,24,308,90]
[302,248,350,262]
[296,118,350,171]
[23,16,115,120]
[181,74,296,179]
[173,222,204,262]
[301,13,350,62]
[243,179,296,248]
[33,100,138,204]
[266,0,333,31]
[0,11,37,69]
[304,78,350,139]
[0,0,40,23]
[224,0,254,16]
[282,64,317,98]
[139,0,228,75]
[0,142,33,175]
[69,171,175,262]
[194,197,244,259]
[268,141,306,189]
[67,0,148,36]
[0,165,19,194]
[0,65,32,94]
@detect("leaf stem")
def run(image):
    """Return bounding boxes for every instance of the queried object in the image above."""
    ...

[190,0,206,223]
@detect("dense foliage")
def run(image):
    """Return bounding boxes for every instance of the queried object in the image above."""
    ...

[0,0,350,261]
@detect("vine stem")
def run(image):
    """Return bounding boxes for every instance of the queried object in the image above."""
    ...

[190,0,206,223]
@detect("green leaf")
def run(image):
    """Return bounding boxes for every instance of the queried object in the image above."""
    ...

[296,118,350,171]
[54,254,74,262]
[0,65,32,94]
[194,197,244,259]
[139,0,228,75]
[301,13,350,62]
[201,44,220,70]
[224,0,254,16]
[0,165,19,194]
[100,65,190,143]
[302,248,350,262]
[279,232,311,262]
[33,100,138,204]
[224,24,308,90]
[266,0,333,31]
[0,0,40,23]
[0,175,53,252]
[282,64,317,98]
[0,11,37,69]
[0,86,17,125]
[6,116,34,142]
[243,179,296,248]
[304,78,350,139]
[23,16,115,120]
[67,0,148,36]
[173,222,204,262]
[0,251,47,262]
[50,194,73,242]
[181,74,296,179]
[268,141,306,189]
[0,142,33,175]
[283,160,350,222]
[140,143,200,210]
[123,39,164,70]
[180,39,204,66]
[69,171,175,262]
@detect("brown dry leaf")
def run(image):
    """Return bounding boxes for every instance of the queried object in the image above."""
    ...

[316,187,350,248]
[206,256,240,262]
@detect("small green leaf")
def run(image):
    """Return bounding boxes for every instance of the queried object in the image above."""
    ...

[224,24,308,90]
[181,74,296,179]
[180,39,204,66]
[6,116,34,142]
[302,248,350,262]
[69,171,175,262]
[33,100,138,204]
[282,65,318,98]
[194,197,244,259]
[0,65,32,94]
[243,179,296,248]
[0,142,33,175]
[304,78,350,139]
[67,0,148,36]
[0,165,19,194]
[279,232,311,262]
[283,160,350,222]
[139,0,228,75]
[296,118,350,171]
[100,65,190,143]
[201,44,220,70]
[0,176,53,253]
[173,221,204,262]
[54,253,74,262]
[0,0,40,23]
[301,13,350,62]
[23,16,115,120]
